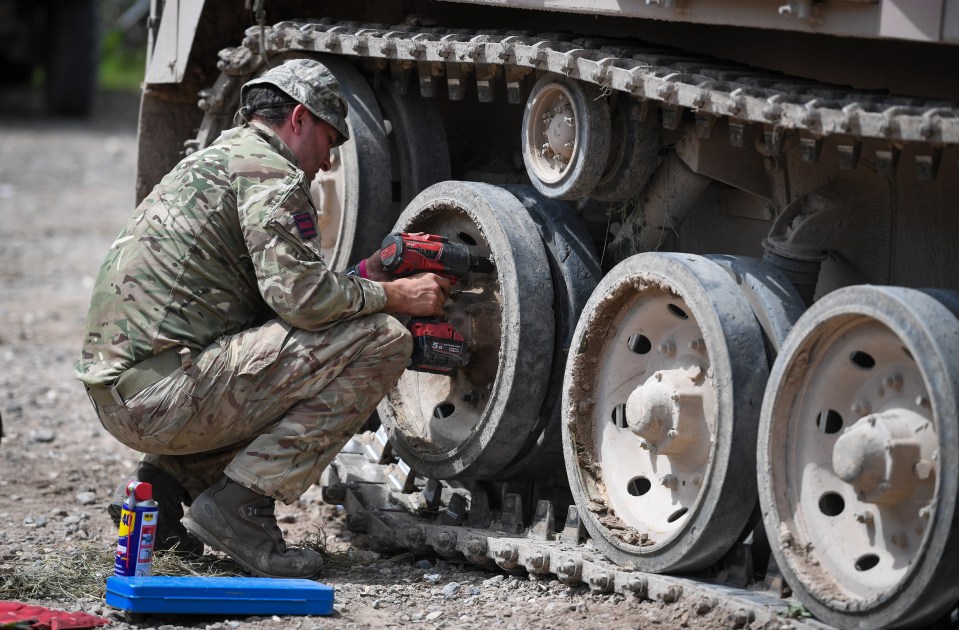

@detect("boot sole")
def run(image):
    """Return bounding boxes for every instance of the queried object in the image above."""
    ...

[181,513,321,579]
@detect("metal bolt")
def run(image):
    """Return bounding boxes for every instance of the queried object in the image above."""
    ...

[852,400,871,416]
[528,552,545,569]
[692,475,702,486]
[659,340,676,356]
[884,374,903,391]
[461,391,479,405]
[916,396,930,409]
[661,474,678,489]
[854,510,873,525]
[667,429,679,439]
[565,116,574,126]
[661,586,679,603]
[589,574,611,591]
[436,531,456,551]
[689,338,705,353]
[405,526,424,546]
[918,504,933,520]
[624,576,648,597]
[466,538,486,557]
[564,142,574,150]
[878,480,891,492]
[914,459,933,480]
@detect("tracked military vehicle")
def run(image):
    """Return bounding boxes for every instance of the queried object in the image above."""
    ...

[136,2,959,627]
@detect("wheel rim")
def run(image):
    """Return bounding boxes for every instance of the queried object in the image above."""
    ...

[378,182,555,479]
[521,75,610,200]
[759,286,959,627]
[525,82,579,185]
[563,253,769,572]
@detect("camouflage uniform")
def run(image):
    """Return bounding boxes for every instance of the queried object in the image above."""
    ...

[77,119,411,503]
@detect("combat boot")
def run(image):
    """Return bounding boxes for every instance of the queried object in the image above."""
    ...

[181,477,323,579]
[107,462,204,555]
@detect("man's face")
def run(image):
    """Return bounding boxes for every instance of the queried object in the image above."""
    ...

[288,105,340,183]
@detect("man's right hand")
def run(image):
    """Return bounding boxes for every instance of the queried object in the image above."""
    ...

[381,273,451,317]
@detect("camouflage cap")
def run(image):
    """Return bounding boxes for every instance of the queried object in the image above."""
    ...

[240,58,350,144]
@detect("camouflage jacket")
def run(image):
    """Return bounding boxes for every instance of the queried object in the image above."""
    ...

[76,122,387,387]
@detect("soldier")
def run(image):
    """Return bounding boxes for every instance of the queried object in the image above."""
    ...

[77,59,449,578]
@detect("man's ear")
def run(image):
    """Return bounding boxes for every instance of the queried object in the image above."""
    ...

[290,103,309,134]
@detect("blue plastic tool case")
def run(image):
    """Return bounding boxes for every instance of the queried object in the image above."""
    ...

[106,576,334,615]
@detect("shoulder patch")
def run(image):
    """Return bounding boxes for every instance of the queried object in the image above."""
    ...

[293,212,318,239]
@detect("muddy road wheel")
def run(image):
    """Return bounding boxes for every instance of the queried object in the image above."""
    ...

[377,181,555,479]
[562,253,773,573]
[522,75,610,200]
[759,286,959,628]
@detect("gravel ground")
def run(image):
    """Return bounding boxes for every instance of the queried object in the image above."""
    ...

[0,85,760,630]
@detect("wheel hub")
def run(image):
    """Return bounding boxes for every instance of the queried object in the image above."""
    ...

[626,366,708,464]
[544,104,575,161]
[832,409,937,506]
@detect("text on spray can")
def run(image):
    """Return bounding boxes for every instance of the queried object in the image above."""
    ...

[114,480,158,577]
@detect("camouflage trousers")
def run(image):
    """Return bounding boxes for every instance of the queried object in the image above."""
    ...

[95,314,411,504]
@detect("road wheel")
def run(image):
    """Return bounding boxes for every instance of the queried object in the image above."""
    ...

[377,181,555,480]
[759,286,959,628]
[521,75,610,200]
[562,252,773,572]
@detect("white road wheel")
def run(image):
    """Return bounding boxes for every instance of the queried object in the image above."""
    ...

[522,74,610,200]
[759,286,959,629]
[562,253,770,572]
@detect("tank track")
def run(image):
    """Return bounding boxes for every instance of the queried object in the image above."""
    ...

[324,428,830,629]
[202,18,959,168]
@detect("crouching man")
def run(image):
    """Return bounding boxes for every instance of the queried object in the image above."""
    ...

[77,59,448,578]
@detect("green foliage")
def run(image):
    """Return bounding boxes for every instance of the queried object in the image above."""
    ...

[99,28,146,92]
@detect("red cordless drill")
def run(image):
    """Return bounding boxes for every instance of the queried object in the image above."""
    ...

[379,232,493,374]
[379,232,494,279]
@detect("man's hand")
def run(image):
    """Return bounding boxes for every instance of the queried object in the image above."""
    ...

[381,273,451,317]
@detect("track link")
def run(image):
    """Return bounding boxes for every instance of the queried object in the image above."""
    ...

[325,429,832,630]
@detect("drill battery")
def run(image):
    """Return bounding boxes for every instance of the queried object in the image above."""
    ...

[407,317,470,374]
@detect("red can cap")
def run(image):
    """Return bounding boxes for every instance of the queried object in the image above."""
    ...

[126,481,153,501]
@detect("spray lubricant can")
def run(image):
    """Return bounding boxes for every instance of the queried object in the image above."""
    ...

[114,481,158,577]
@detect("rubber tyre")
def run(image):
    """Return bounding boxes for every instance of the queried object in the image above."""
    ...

[496,185,601,479]
[374,81,451,210]
[591,94,661,202]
